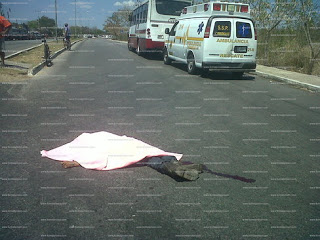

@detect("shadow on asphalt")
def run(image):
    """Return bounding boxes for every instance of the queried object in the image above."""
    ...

[127,158,256,183]
[139,53,256,81]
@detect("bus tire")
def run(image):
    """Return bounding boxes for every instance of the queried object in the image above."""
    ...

[136,42,143,56]
[163,48,172,65]
[187,52,198,75]
[232,72,244,79]
[128,43,133,51]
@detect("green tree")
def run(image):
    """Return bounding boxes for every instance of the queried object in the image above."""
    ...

[27,20,40,31]
[104,7,132,40]
[27,16,56,36]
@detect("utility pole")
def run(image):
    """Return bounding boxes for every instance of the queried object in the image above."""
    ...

[55,0,58,41]
[74,0,77,37]
[35,10,41,31]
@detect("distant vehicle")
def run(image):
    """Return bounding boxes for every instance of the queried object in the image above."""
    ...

[6,27,20,40]
[29,31,42,40]
[163,1,257,77]
[6,28,32,40]
[19,29,29,40]
[128,0,192,55]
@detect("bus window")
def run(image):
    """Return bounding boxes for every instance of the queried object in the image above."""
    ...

[213,21,231,38]
[236,22,252,38]
[155,0,192,16]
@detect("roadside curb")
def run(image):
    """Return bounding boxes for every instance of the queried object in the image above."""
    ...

[5,43,43,59]
[111,40,127,44]
[254,70,320,92]
[27,39,83,76]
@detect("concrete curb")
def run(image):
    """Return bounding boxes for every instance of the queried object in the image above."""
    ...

[254,70,320,92]
[5,43,43,59]
[27,39,83,76]
[111,40,127,44]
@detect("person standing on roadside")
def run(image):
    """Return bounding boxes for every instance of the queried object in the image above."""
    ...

[0,15,12,66]
[64,23,71,50]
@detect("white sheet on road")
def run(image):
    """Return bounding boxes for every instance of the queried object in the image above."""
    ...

[41,131,182,170]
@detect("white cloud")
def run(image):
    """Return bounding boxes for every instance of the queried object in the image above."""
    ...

[70,1,94,9]
[80,5,92,9]
[114,0,136,7]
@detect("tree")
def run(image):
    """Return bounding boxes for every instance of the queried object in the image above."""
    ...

[292,0,320,74]
[244,0,297,62]
[27,16,56,36]
[27,20,39,31]
[104,7,132,40]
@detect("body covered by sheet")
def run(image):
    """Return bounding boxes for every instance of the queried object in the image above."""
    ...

[40,131,183,170]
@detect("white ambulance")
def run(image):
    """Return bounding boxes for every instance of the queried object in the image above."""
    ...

[163,1,257,77]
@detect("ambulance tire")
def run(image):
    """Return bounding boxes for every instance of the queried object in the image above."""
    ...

[232,72,244,79]
[187,53,198,75]
[163,48,172,65]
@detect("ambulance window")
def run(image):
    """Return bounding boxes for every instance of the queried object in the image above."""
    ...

[236,22,252,38]
[213,21,231,38]
[170,22,179,36]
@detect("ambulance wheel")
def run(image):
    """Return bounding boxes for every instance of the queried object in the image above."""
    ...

[187,53,198,75]
[128,43,133,51]
[232,72,244,79]
[163,48,172,65]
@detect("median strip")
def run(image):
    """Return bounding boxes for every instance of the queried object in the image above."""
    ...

[0,39,83,81]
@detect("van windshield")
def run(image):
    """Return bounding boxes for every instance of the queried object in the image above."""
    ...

[155,0,192,16]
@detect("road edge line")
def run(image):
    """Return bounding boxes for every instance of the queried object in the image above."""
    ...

[254,70,320,92]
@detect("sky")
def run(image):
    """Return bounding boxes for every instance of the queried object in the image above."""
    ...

[2,0,319,30]
[0,0,137,29]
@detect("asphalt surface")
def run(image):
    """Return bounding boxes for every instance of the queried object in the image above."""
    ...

[4,39,55,56]
[1,39,319,240]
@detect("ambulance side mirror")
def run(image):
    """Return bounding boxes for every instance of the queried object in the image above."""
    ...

[165,28,170,34]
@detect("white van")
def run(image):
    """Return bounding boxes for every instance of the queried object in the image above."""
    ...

[163,1,257,77]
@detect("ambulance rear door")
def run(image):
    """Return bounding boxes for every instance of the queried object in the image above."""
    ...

[231,18,256,64]
[203,17,233,65]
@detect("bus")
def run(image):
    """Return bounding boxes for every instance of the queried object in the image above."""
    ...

[128,0,192,55]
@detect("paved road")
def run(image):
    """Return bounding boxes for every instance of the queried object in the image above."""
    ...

[1,39,319,239]
[3,39,56,56]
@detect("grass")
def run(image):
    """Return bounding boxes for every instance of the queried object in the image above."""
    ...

[9,39,68,67]
[0,38,82,82]
[0,68,30,82]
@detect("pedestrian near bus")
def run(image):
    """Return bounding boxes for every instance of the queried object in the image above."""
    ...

[0,15,12,66]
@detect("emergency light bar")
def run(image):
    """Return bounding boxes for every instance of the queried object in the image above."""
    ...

[212,2,249,13]
[181,1,251,17]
